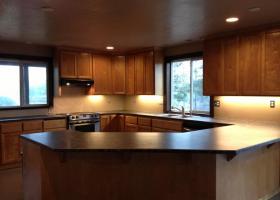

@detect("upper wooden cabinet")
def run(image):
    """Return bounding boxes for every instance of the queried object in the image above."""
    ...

[60,50,92,79]
[112,56,126,94]
[144,51,155,95]
[125,55,135,95]
[204,27,280,96]
[262,30,280,95]
[135,53,145,94]
[203,39,223,95]
[135,51,155,95]
[92,54,112,94]
[239,32,263,95]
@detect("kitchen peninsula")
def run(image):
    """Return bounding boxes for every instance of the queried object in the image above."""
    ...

[21,124,280,200]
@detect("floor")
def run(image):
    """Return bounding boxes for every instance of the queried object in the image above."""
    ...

[0,167,23,200]
[0,167,280,200]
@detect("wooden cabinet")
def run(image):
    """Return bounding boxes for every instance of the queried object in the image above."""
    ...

[223,36,239,95]
[43,119,67,131]
[152,119,183,131]
[0,122,22,164]
[76,53,92,79]
[134,51,155,95]
[204,27,280,96]
[125,55,135,95]
[138,117,151,127]
[23,120,43,133]
[138,125,152,132]
[60,51,92,79]
[203,39,223,95]
[135,53,145,94]
[239,32,263,95]
[125,123,138,132]
[100,115,124,132]
[112,56,126,94]
[60,51,76,78]
[92,55,112,94]
[262,30,280,95]
[144,51,155,95]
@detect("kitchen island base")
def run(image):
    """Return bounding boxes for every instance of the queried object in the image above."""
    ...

[22,141,280,200]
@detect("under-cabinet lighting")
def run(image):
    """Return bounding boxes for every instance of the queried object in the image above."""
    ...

[66,82,70,86]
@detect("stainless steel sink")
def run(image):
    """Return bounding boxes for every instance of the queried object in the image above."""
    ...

[159,113,191,118]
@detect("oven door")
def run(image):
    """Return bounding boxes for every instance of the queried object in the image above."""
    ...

[70,122,100,132]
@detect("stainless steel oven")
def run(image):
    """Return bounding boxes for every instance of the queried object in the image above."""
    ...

[68,113,100,132]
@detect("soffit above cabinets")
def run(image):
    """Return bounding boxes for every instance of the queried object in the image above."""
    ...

[0,0,279,51]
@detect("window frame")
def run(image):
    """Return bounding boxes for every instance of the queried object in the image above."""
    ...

[164,52,214,117]
[0,54,53,110]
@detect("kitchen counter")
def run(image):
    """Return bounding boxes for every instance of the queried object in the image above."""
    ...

[21,123,280,200]
[21,124,280,156]
[0,114,66,122]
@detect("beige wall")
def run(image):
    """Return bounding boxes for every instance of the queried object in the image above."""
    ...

[214,96,280,124]
[124,95,163,113]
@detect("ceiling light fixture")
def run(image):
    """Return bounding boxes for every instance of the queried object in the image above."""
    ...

[41,6,54,12]
[226,17,239,23]
[106,46,114,50]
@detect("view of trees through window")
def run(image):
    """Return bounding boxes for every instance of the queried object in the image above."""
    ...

[0,60,48,108]
[170,58,210,114]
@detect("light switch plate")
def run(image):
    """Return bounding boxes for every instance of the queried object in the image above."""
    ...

[214,100,220,107]
[270,100,275,108]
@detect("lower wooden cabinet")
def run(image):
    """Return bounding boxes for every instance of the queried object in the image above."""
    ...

[152,119,183,131]
[125,123,138,132]
[1,132,21,164]
[43,119,67,131]
[138,125,152,132]
[100,115,124,132]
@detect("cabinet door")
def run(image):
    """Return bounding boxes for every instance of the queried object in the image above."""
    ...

[100,115,111,131]
[223,36,239,95]
[1,133,21,164]
[125,55,135,95]
[23,120,43,133]
[203,39,223,95]
[239,32,263,95]
[138,125,152,132]
[93,55,112,94]
[112,56,126,94]
[60,51,77,78]
[135,53,145,94]
[43,119,67,131]
[76,52,92,79]
[144,51,155,95]
[262,30,280,95]
[125,123,138,132]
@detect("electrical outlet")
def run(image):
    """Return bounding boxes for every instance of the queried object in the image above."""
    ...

[270,100,275,108]
[214,100,220,107]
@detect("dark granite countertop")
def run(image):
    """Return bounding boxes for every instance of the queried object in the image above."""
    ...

[20,124,280,155]
[0,114,66,122]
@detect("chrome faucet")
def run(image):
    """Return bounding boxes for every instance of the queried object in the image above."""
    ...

[171,106,187,117]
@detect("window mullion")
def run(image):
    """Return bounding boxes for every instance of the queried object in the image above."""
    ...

[190,59,193,115]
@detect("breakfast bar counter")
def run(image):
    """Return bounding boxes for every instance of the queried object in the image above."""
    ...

[21,124,280,200]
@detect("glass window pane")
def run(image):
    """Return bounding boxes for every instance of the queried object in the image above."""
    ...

[28,66,47,105]
[192,59,210,113]
[170,60,191,112]
[0,64,20,107]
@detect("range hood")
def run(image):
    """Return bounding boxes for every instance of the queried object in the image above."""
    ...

[60,78,94,87]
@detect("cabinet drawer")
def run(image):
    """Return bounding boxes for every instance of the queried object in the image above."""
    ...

[43,119,66,130]
[125,116,138,125]
[23,120,43,132]
[152,127,171,132]
[0,122,22,134]
[138,125,152,132]
[138,117,151,126]
[152,119,183,131]
[125,123,138,132]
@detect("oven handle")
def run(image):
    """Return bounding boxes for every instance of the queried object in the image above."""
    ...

[70,123,97,127]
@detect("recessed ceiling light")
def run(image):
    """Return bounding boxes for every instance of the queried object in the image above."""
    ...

[106,46,114,50]
[248,7,261,12]
[41,6,54,12]
[226,17,239,23]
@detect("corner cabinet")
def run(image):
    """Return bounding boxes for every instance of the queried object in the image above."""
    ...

[60,51,92,79]
[203,28,280,96]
